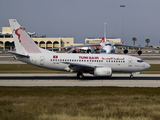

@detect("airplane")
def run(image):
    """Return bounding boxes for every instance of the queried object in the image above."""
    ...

[8,19,150,79]
[52,23,159,55]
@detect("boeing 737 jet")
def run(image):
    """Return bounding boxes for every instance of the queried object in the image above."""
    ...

[9,19,150,78]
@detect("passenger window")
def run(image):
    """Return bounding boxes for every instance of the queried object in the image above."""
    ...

[137,60,143,63]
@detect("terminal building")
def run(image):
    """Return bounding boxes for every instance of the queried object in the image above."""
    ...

[85,37,121,44]
[0,27,122,52]
[0,27,75,52]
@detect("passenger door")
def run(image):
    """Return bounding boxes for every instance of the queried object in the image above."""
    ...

[128,58,133,67]
[40,56,45,65]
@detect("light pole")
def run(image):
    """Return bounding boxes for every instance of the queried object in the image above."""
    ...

[120,5,125,44]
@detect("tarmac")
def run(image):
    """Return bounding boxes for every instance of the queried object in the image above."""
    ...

[0,74,160,87]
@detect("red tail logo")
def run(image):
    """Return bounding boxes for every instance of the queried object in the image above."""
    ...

[100,37,105,43]
[14,27,24,43]
[13,27,41,53]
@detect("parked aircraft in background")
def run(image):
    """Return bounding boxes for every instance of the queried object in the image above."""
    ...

[52,23,159,55]
[9,19,150,79]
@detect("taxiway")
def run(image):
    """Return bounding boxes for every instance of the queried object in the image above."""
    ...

[0,74,160,87]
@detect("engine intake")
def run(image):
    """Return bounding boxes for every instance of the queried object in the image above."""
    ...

[72,50,77,53]
[94,67,112,77]
[137,50,142,55]
[123,49,128,54]
[87,49,91,53]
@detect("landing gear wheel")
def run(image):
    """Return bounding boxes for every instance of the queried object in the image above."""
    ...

[77,72,84,79]
[130,74,134,79]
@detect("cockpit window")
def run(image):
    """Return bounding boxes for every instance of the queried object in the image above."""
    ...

[105,44,111,46]
[137,60,143,63]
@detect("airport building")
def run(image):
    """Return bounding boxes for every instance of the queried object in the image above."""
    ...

[0,27,75,52]
[85,37,121,44]
[0,27,122,52]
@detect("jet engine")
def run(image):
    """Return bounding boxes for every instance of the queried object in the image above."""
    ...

[87,49,91,53]
[72,50,77,53]
[94,67,112,77]
[123,49,128,54]
[137,50,142,55]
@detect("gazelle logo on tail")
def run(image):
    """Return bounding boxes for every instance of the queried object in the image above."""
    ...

[14,27,24,43]
[12,26,41,53]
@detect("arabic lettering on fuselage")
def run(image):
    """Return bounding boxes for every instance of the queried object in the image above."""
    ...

[79,56,125,60]
[102,57,125,60]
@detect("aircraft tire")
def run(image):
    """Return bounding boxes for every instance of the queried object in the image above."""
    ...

[130,75,134,79]
[77,72,84,79]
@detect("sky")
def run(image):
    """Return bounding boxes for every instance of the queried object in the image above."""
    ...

[0,0,160,46]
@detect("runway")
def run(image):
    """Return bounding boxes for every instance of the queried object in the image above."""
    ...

[0,74,160,87]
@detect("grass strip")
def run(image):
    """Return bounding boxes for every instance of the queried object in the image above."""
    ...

[0,64,159,73]
[0,87,160,120]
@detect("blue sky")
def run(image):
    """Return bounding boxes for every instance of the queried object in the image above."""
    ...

[1,0,160,46]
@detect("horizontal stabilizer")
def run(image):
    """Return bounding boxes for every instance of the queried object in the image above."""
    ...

[8,51,29,58]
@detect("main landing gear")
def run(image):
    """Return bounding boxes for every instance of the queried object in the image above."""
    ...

[130,73,134,79]
[77,72,84,79]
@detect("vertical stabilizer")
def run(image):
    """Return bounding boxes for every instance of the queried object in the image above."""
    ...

[100,37,105,43]
[9,19,41,55]
[104,22,107,42]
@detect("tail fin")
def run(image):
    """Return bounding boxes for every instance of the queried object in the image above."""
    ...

[100,23,107,43]
[100,37,105,43]
[104,22,107,42]
[9,19,41,54]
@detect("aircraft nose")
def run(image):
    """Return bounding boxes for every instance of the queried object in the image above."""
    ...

[145,63,150,69]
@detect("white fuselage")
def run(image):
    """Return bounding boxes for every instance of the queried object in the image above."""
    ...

[9,19,151,78]
[17,50,150,73]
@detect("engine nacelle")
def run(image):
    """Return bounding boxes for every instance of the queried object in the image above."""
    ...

[137,50,142,55]
[72,50,77,53]
[123,49,128,54]
[94,67,112,77]
[87,49,91,53]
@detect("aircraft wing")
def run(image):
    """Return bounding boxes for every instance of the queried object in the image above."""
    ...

[50,43,101,50]
[8,51,30,58]
[63,62,102,72]
[114,43,160,50]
